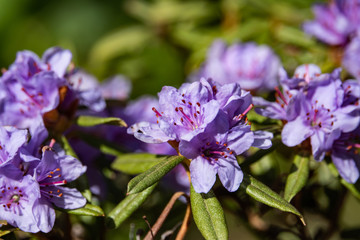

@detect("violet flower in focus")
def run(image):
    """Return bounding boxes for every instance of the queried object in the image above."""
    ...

[179,125,252,193]
[129,78,273,193]
[198,40,281,92]
[0,165,41,233]
[282,77,360,161]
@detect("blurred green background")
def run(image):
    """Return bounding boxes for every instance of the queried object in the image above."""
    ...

[4,1,360,239]
[0,0,332,99]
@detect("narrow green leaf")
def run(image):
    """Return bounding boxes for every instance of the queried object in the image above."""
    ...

[241,173,305,225]
[127,155,185,194]
[112,153,165,174]
[190,184,228,240]
[0,221,16,238]
[327,162,360,200]
[341,179,360,200]
[89,26,153,64]
[106,184,157,229]
[284,154,310,202]
[76,115,127,127]
[59,136,92,202]
[0,229,15,238]
[60,135,78,159]
[63,204,105,217]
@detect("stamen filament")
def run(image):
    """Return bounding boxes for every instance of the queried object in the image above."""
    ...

[275,87,288,105]
[40,180,67,186]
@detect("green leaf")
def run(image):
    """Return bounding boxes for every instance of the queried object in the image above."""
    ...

[327,162,360,200]
[106,184,157,229]
[341,179,360,200]
[240,173,305,225]
[190,184,228,240]
[111,153,165,175]
[89,26,153,64]
[63,204,105,217]
[284,154,310,202]
[127,155,185,195]
[60,135,79,159]
[58,137,92,202]
[76,115,127,127]
[0,221,16,238]
[274,25,316,48]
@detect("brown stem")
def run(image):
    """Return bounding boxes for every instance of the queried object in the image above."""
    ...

[175,200,191,240]
[144,192,189,240]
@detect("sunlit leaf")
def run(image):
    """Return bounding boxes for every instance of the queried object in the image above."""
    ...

[106,184,157,229]
[60,135,79,159]
[63,204,105,217]
[112,153,166,175]
[241,173,305,225]
[76,115,127,127]
[284,154,309,202]
[89,26,153,64]
[127,155,185,194]
[190,184,228,240]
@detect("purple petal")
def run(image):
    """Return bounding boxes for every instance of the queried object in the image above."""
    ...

[253,130,273,149]
[310,131,327,161]
[57,154,87,182]
[282,117,313,147]
[190,156,217,193]
[225,125,254,155]
[128,121,175,143]
[101,75,132,100]
[46,186,86,209]
[42,47,72,77]
[332,151,360,183]
[217,156,243,192]
[33,198,55,233]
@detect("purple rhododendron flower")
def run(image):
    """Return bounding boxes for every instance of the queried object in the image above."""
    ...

[68,70,106,112]
[34,148,87,210]
[0,126,28,166]
[343,37,360,80]
[0,70,64,132]
[179,124,272,193]
[304,0,360,45]
[129,78,252,144]
[342,79,360,106]
[129,79,226,143]
[0,48,68,134]
[0,164,42,233]
[331,127,360,183]
[282,78,360,161]
[100,75,132,101]
[254,64,342,121]
[198,40,281,92]
[0,47,107,137]
[130,78,273,193]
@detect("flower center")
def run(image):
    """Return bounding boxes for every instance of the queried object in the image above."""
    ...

[0,186,25,210]
[152,99,203,131]
[20,87,44,110]
[306,101,335,132]
[201,141,234,163]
